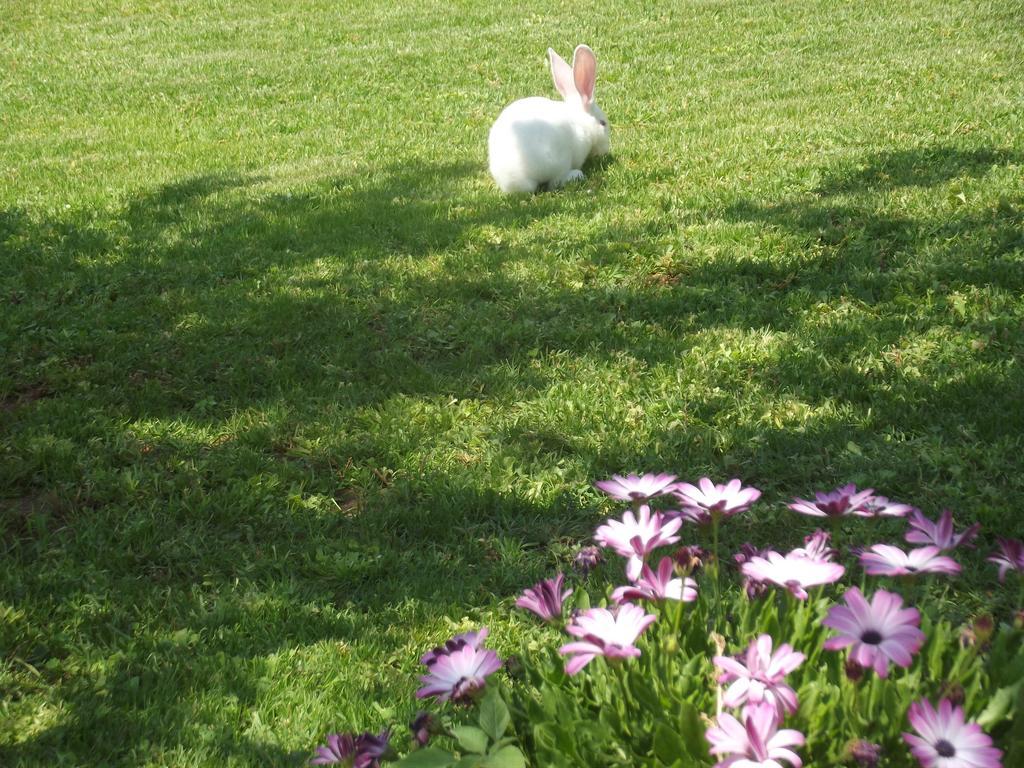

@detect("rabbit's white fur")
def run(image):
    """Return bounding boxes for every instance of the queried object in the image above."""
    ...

[488,45,610,194]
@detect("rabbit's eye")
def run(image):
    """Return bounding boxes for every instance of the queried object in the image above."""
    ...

[598,119,607,127]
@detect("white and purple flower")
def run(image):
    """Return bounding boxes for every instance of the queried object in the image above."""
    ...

[420,628,489,666]
[788,484,875,519]
[515,573,573,622]
[705,704,805,768]
[860,495,916,518]
[672,477,762,524]
[713,635,805,717]
[611,556,697,605]
[741,550,846,599]
[823,588,924,679]
[594,473,677,502]
[594,505,682,580]
[416,630,502,703]
[905,509,980,551]
[988,538,1024,583]
[903,698,1003,768]
[310,730,392,768]
[859,545,961,577]
[790,529,837,562]
[559,603,656,676]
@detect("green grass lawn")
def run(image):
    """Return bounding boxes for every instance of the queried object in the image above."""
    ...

[2,0,1023,764]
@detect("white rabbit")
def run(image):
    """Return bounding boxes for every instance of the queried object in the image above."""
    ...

[488,44,610,193]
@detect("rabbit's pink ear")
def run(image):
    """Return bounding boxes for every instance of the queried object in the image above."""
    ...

[548,48,576,99]
[572,45,597,109]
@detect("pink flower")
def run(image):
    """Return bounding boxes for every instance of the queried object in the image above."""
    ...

[611,557,698,604]
[734,543,772,599]
[714,635,804,717]
[515,573,573,622]
[741,550,846,599]
[790,529,836,562]
[416,641,502,703]
[823,588,924,678]
[705,704,805,768]
[860,495,916,518]
[420,628,489,666]
[788,484,875,518]
[905,509,980,550]
[987,538,1024,583]
[594,505,682,580]
[310,730,392,767]
[672,478,762,524]
[860,545,961,577]
[594,473,677,501]
[559,603,656,676]
[903,698,1003,768]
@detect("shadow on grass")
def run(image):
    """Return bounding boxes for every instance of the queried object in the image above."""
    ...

[2,146,1023,765]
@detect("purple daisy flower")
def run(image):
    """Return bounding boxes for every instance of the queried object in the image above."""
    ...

[310,730,391,768]
[705,704,805,768]
[310,733,357,766]
[559,603,656,676]
[903,698,1003,768]
[987,538,1024,583]
[905,509,980,551]
[416,641,502,703]
[611,556,697,605]
[859,545,961,577]
[823,588,924,678]
[672,477,762,524]
[860,495,917,518]
[594,505,682,580]
[515,573,573,622]
[594,473,677,502]
[420,628,489,666]
[741,550,846,599]
[790,529,837,562]
[713,635,805,718]
[788,484,875,518]
[734,543,773,599]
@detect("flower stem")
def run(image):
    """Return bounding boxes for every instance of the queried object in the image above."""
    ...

[712,512,721,628]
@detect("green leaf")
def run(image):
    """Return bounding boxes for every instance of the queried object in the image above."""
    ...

[452,725,489,755]
[976,680,1022,728]
[628,668,661,712]
[927,620,948,679]
[479,687,510,742]
[394,747,458,768]
[653,720,686,764]
[482,746,526,768]
[677,699,707,760]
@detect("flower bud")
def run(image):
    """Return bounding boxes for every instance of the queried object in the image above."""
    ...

[844,739,882,767]
[503,654,524,680]
[409,712,441,747]
[672,545,705,576]
[960,614,995,649]
[940,680,965,707]
[573,546,603,576]
[844,658,866,683]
